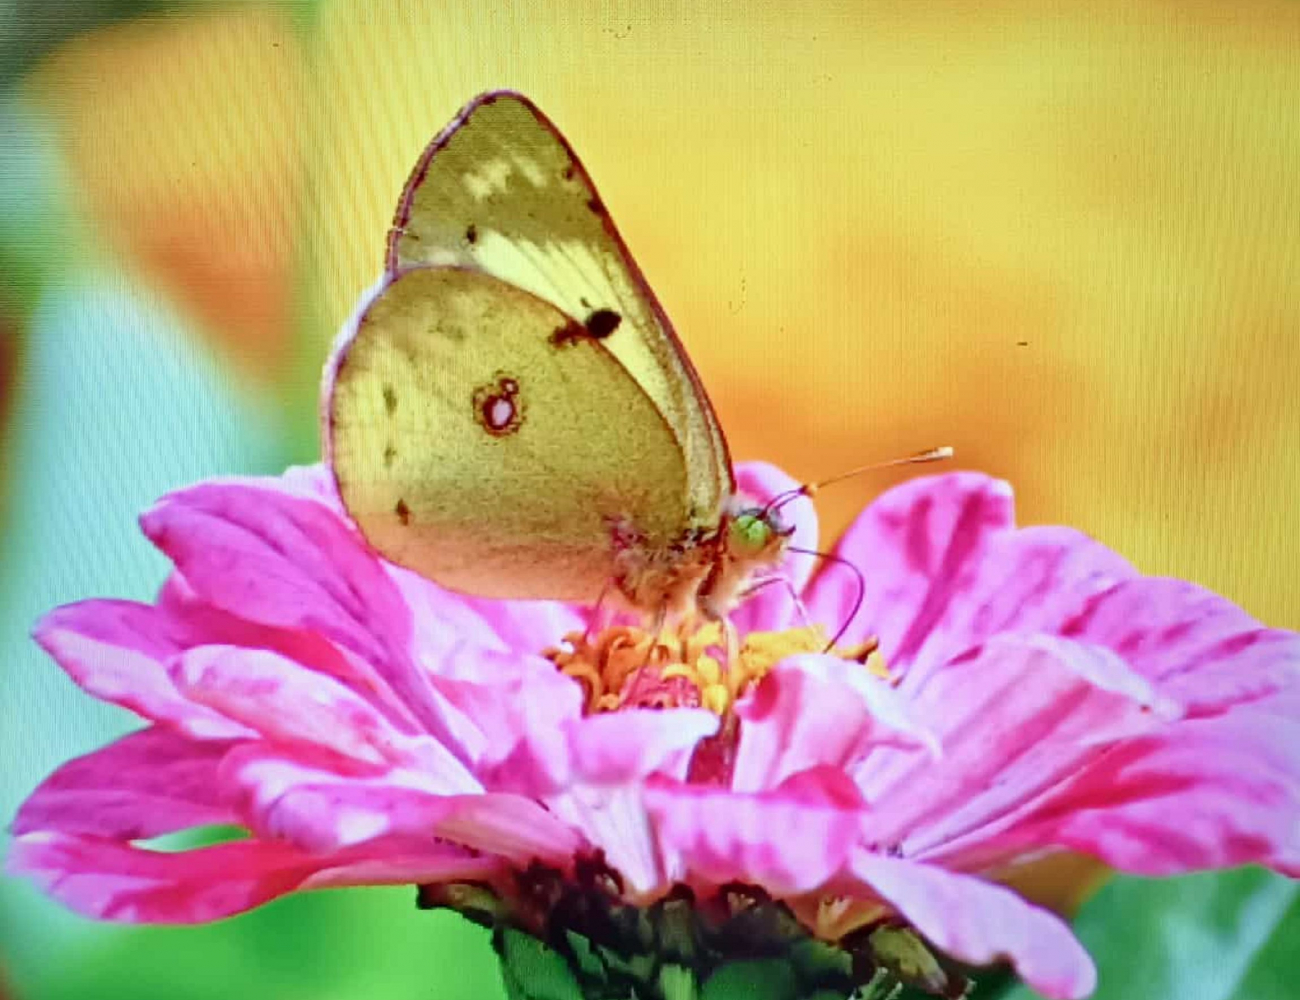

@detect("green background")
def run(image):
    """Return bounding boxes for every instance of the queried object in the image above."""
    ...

[2,1,1296,997]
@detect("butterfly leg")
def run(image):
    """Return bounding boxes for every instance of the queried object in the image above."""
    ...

[619,603,668,707]
[584,582,615,642]
[696,601,743,763]
[696,591,741,682]
[720,614,740,672]
[737,574,812,628]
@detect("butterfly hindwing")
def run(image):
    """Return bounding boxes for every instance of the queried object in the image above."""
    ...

[328,266,690,602]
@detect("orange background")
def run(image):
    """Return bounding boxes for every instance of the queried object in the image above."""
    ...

[2,2,1297,998]
[24,1,1299,628]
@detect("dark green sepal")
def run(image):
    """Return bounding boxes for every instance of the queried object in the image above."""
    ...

[421,862,978,1000]
[495,926,585,1000]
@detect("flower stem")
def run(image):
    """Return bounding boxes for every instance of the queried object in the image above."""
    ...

[658,964,698,1000]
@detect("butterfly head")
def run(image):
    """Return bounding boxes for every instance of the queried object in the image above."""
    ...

[685,501,795,623]
[725,506,793,564]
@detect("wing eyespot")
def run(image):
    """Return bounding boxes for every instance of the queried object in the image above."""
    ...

[473,373,524,437]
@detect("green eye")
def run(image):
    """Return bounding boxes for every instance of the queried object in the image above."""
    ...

[729,512,774,554]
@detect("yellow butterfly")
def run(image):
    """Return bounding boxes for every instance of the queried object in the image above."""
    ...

[326,91,791,626]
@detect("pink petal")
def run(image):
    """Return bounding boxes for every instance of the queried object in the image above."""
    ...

[1060,576,1300,715]
[275,463,344,504]
[6,831,497,923]
[894,525,1137,695]
[156,581,425,732]
[221,744,450,847]
[732,654,938,794]
[469,666,588,793]
[140,481,411,665]
[804,475,1137,690]
[13,727,239,839]
[301,839,502,891]
[567,709,719,786]
[855,633,1176,855]
[142,482,490,757]
[847,850,1096,1000]
[429,794,586,866]
[803,473,1014,657]
[728,461,820,635]
[169,646,475,793]
[428,649,586,774]
[646,767,867,895]
[7,833,313,923]
[1001,711,1300,875]
[455,592,590,658]
[222,744,580,865]
[386,564,520,664]
[484,702,712,797]
[546,786,662,896]
[33,601,251,739]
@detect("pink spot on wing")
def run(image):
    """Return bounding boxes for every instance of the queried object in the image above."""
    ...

[487,397,514,430]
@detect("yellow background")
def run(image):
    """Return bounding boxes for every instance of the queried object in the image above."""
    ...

[2,2,1297,998]
[25,1,1300,627]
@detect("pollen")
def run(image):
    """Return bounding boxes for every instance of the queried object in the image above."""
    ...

[546,621,893,715]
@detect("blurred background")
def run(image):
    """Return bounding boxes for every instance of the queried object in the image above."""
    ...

[1,1,1297,997]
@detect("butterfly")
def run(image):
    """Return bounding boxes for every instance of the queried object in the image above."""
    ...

[325,91,794,627]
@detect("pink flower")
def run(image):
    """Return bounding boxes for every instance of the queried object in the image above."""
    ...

[8,463,1299,999]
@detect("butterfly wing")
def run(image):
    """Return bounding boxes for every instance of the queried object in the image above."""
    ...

[327,266,691,601]
[387,91,733,527]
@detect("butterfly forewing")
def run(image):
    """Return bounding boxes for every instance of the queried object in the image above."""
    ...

[387,91,732,527]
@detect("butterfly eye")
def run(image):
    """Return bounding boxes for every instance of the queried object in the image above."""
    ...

[728,511,777,557]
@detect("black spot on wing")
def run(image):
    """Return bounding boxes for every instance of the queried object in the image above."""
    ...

[465,224,478,244]
[585,309,621,339]
[383,385,398,415]
[549,310,621,348]
[395,498,411,525]
[383,443,397,467]
[549,318,586,348]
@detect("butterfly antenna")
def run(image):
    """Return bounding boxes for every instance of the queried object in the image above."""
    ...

[789,545,866,652]
[764,446,954,518]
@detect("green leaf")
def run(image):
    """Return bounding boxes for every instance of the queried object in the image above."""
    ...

[700,958,799,1000]
[494,927,584,1000]
[1003,868,1299,1000]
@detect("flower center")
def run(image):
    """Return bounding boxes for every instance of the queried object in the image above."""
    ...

[546,620,890,716]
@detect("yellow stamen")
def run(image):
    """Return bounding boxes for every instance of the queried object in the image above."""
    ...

[839,636,893,682]
[547,620,893,715]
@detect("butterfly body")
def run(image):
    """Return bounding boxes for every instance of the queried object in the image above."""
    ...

[326,92,790,625]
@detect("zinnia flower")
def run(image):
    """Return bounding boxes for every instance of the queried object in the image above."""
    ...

[8,460,1299,1000]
